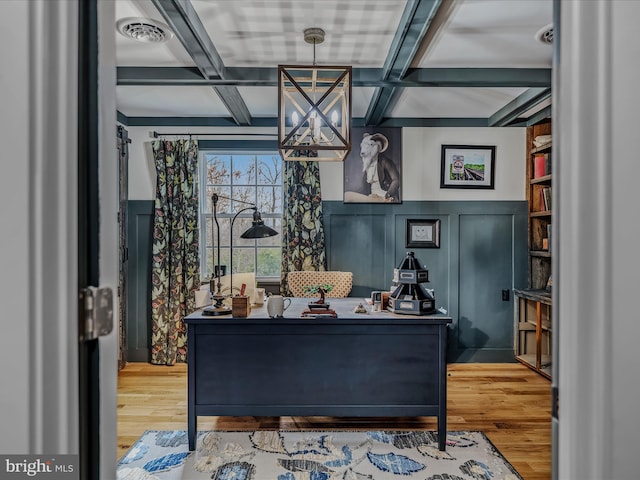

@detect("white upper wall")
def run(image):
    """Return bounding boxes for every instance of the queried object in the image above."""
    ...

[127,126,158,200]
[126,126,526,201]
[321,127,525,201]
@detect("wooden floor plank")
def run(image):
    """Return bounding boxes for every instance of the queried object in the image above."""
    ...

[116,362,551,480]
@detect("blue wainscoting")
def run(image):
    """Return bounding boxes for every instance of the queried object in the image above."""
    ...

[126,200,528,362]
[126,200,154,362]
[322,201,528,362]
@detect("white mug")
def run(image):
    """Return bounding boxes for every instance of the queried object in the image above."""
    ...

[267,295,291,317]
[253,287,266,306]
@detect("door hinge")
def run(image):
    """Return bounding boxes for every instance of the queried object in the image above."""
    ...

[79,286,114,342]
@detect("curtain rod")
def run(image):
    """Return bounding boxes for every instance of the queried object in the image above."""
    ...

[152,131,277,138]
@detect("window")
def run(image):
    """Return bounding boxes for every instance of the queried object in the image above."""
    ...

[200,151,283,281]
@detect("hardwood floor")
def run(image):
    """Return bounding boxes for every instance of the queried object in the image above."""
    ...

[117,362,552,480]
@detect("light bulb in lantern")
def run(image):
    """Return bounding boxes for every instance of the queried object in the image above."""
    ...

[310,110,321,143]
[331,110,339,127]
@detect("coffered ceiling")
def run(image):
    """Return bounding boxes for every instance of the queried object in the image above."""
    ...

[115,0,553,127]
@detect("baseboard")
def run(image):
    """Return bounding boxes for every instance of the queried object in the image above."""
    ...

[447,348,517,363]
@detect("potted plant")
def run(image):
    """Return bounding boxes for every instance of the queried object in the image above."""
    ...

[303,283,333,307]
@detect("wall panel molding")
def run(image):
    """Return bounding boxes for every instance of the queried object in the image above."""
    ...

[126,200,155,362]
[323,200,528,361]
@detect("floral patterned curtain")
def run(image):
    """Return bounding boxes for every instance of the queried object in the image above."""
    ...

[150,139,200,365]
[280,160,327,295]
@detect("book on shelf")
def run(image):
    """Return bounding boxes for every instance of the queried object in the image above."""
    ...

[534,155,545,178]
[545,153,552,175]
[542,186,552,211]
[537,187,551,212]
[547,224,552,254]
[538,189,544,211]
[534,155,546,178]
[533,153,552,178]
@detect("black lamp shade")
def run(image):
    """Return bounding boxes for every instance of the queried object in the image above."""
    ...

[240,211,278,239]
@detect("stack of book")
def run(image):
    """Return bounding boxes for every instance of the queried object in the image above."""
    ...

[301,303,338,318]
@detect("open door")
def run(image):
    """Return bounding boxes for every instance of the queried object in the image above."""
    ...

[77,2,101,477]
[0,0,117,476]
[117,125,130,370]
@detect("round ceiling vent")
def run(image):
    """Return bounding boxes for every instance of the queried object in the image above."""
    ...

[535,23,553,45]
[117,17,174,43]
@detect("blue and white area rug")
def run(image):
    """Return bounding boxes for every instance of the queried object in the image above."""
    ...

[117,430,523,480]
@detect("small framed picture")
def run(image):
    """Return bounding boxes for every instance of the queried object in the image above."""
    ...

[440,144,495,189]
[406,219,441,248]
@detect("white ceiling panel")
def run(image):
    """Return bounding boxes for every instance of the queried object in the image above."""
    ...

[117,86,229,117]
[420,0,553,68]
[391,87,528,118]
[352,87,376,118]
[237,87,278,117]
[239,86,375,119]
[191,0,408,67]
[114,0,553,125]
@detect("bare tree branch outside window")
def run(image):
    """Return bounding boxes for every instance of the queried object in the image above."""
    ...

[200,152,283,280]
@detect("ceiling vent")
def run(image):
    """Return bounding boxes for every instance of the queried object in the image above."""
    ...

[117,17,174,43]
[535,24,553,45]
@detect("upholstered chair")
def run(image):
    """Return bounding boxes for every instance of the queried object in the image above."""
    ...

[287,271,353,298]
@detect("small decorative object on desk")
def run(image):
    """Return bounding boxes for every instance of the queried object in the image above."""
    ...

[353,303,368,314]
[266,295,290,317]
[301,287,338,317]
[253,287,265,306]
[232,295,251,317]
[304,285,332,309]
[388,251,436,315]
[301,308,338,318]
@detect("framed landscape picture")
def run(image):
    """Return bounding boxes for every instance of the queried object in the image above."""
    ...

[440,145,495,189]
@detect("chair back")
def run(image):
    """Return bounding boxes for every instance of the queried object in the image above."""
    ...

[287,271,353,298]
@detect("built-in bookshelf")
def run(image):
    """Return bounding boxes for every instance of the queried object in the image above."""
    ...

[515,120,553,379]
[526,122,552,289]
[514,288,552,379]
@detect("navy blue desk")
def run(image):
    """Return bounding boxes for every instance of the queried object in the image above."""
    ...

[184,298,452,451]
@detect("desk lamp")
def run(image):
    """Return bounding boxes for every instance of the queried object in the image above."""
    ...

[202,193,278,316]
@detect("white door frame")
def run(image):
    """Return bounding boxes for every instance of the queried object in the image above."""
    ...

[556,1,640,478]
[0,2,118,478]
[0,0,81,454]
